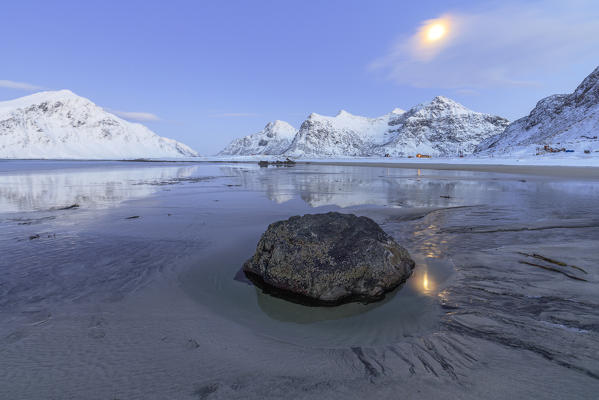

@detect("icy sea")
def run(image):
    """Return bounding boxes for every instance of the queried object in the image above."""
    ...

[1,160,598,399]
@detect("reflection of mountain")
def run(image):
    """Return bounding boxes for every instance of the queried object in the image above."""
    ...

[0,164,199,213]
[220,165,500,208]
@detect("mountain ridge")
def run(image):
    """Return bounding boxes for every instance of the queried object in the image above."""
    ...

[221,96,509,157]
[0,90,198,159]
[477,66,599,155]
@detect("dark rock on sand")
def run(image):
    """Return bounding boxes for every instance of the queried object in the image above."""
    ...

[258,158,296,167]
[57,203,80,210]
[243,212,415,305]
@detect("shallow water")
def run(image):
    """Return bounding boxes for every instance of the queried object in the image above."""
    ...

[1,160,598,399]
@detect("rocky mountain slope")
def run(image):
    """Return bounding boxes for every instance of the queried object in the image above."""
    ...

[0,90,198,159]
[218,120,297,156]
[221,97,508,158]
[284,109,405,157]
[371,96,509,157]
[478,66,599,155]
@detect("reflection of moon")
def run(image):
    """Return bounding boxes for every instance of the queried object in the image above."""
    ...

[408,258,447,297]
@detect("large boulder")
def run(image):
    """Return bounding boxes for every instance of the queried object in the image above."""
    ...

[243,212,415,305]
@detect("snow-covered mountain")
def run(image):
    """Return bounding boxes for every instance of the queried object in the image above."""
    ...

[0,90,198,159]
[284,96,508,157]
[218,120,297,155]
[478,67,599,155]
[372,96,509,157]
[284,108,405,157]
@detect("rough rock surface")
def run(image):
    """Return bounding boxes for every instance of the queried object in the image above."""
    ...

[243,212,415,305]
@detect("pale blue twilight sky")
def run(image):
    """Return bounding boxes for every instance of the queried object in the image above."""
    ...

[1,0,598,154]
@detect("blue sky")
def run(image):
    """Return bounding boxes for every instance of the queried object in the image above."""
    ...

[1,0,598,154]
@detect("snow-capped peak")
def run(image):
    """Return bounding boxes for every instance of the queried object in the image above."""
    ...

[573,66,599,105]
[264,120,297,139]
[431,95,456,104]
[0,89,91,114]
[405,96,473,118]
[0,90,198,159]
[336,109,353,117]
[218,120,297,156]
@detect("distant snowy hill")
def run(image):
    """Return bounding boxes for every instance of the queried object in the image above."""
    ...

[284,96,508,157]
[0,90,198,159]
[218,120,297,156]
[478,66,599,155]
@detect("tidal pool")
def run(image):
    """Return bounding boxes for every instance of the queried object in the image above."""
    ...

[1,160,598,399]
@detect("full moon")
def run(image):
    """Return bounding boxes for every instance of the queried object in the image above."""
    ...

[426,23,446,41]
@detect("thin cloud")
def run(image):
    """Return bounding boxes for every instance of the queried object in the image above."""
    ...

[111,110,161,122]
[211,112,260,118]
[371,1,599,89]
[454,88,479,96]
[0,80,44,91]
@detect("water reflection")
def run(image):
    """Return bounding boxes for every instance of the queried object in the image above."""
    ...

[220,165,524,209]
[414,265,436,296]
[253,283,399,324]
[0,162,201,213]
[3,161,594,216]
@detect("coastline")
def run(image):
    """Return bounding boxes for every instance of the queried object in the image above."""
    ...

[177,155,599,178]
[2,156,599,178]
[295,160,599,178]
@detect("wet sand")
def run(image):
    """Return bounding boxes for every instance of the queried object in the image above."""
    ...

[297,160,599,179]
[1,161,598,399]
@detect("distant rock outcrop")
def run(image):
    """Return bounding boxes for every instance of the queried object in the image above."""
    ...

[0,90,198,159]
[478,66,599,155]
[243,212,415,305]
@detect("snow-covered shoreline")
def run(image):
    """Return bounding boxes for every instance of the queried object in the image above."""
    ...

[5,153,598,167]
[191,155,599,178]
[188,154,599,168]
